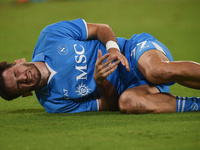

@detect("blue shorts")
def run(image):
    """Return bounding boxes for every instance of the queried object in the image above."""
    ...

[121,33,175,93]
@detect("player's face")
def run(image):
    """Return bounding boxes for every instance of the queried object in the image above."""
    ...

[2,63,41,96]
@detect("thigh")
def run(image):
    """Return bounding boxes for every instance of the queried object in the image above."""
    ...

[128,35,175,88]
[138,49,170,76]
[137,49,177,87]
[119,84,176,114]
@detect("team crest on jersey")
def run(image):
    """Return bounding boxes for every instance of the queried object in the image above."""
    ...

[191,103,198,111]
[57,44,69,55]
[75,82,91,97]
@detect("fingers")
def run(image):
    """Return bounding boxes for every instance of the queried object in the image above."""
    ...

[94,50,121,84]
[97,49,102,59]
[125,59,130,71]
[96,50,110,65]
[95,54,118,72]
[96,49,118,68]
[102,56,118,68]
[95,51,120,79]
[97,59,120,77]
[106,50,130,72]
[14,58,26,64]
[121,56,130,71]
[102,60,120,77]
[115,54,130,72]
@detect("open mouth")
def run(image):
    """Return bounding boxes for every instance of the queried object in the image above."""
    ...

[27,70,32,84]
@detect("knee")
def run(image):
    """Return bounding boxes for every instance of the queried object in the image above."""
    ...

[144,63,175,84]
[145,66,164,84]
[119,92,132,113]
[119,92,149,114]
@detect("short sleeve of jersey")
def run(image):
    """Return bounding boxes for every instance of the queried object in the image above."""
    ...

[41,18,88,41]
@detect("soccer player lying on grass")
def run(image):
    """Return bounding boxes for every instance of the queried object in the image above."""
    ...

[0,18,200,113]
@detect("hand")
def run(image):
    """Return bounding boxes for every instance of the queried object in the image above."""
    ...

[94,50,120,85]
[14,58,26,64]
[108,48,130,71]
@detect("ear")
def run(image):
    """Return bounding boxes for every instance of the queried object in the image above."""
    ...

[22,92,33,98]
[14,58,26,64]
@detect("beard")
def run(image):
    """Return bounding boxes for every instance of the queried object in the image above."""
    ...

[22,63,42,91]
[2,62,43,100]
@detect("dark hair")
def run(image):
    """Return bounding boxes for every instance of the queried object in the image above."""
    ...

[0,61,20,101]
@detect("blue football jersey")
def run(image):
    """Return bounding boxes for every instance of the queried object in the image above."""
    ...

[32,18,126,113]
[31,19,174,113]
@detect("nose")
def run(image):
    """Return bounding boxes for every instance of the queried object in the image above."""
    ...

[17,73,28,83]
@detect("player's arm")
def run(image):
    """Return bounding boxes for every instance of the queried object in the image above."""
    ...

[87,23,130,71]
[94,50,120,111]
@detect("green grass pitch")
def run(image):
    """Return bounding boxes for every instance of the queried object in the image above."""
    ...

[0,0,200,150]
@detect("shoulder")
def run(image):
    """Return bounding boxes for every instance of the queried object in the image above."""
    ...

[42,18,86,32]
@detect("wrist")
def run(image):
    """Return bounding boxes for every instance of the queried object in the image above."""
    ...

[106,40,120,51]
[95,79,108,87]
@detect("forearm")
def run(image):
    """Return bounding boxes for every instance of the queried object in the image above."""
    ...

[93,50,120,111]
[97,79,119,111]
[87,23,118,45]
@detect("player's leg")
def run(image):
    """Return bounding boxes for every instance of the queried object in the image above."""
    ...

[119,84,200,114]
[119,84,176,114]
[138,49,200,89]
